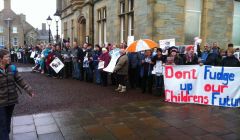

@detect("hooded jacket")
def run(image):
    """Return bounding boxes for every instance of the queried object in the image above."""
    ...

[0,64,33,107]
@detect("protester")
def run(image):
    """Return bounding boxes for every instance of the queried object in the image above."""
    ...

[93,44,102,84]
[166,47,183,65]
[71,41,82,80]
[0,49,34,140]
[140,50,154,94]
[151,48,166,96]
[200,44,211,64]
[83,44,94,82]
[183,45,198,65]
[61,42,72,78]
[114,49,128,93]
[221,48,240,67]
[128,52,141,89]
[98,47,111,86]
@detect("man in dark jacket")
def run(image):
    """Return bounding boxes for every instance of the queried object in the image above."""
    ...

[71,41,83,80]
[128,52,141,89]
[62,42,72,78]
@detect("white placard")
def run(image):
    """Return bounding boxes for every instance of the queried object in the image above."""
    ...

[17,52,22,59]
[127,36,134,46]
[98,61,105,69]
[103,49,121,73]
[50,57,64,73]
[152,61,163,76]
[159,39,175,50]
[30,51,36,58]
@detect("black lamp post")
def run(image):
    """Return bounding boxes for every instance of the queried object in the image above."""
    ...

[46,15,52,43]
[54,10,61,44]
[4,18,12,49]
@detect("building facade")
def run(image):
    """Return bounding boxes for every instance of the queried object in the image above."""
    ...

[0,0,38,49]
[57,0,240,48]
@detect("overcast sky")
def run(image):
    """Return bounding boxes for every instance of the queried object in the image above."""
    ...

[0,0,60,36]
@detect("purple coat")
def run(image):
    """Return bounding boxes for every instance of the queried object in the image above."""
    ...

[98,52,111,68]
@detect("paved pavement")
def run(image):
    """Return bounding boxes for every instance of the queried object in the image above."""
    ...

[11,100,240,140]
[10,66,240,140]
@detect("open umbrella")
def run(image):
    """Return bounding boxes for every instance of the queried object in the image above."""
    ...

[126,39,158,52]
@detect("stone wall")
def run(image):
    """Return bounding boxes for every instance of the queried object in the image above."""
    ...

[202,0,234,48]
[153,0,185,45]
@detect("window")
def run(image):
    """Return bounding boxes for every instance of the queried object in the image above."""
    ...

[97,7,107,45]
[12,37,18,46]
[233,1,240,46]
[120,1,125,14]
[184,0,202,45]
[120,0,134,43]
[71,19,74,44]
[12,27,18,33]
[0,26,3,33]
[0,36,4,48]
[128,0,134,36]
[64,22,67,39]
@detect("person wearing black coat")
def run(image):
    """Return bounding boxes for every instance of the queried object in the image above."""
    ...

[221,49,240,67]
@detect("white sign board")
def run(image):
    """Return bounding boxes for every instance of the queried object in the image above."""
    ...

[159,39,175,50]
[98,61,105,69]
[127,36,134,46]
[17,52,22,59]
[30,51,36,58]
[50,57,64,73]
[103,49,121,73]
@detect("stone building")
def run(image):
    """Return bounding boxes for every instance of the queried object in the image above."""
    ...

[57,0,240,48]
[0,0,38,49]
[36,23,53,44]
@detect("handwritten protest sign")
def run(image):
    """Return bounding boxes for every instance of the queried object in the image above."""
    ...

[50,57,64,73]
[103,48,121,73]
[159,39,175,50]
[164,65,240,107]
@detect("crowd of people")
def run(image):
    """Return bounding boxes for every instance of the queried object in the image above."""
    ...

[17,41,240,96]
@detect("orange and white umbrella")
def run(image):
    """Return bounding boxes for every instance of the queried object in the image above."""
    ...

[126,39,158,52]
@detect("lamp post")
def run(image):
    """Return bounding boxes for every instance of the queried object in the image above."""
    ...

[4,18,12,49]
[46,16,52,43]
[54,10,61,44]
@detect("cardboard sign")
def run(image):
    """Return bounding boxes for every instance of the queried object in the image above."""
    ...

[50,57,64,73]
[164,65,240,107]
[152,61,164,76]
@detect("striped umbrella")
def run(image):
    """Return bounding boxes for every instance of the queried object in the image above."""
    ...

[126,39,158,52]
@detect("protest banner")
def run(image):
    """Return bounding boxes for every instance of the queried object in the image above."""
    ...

[50,57,64,73]
[164,65,240,107]
[103,48,121,73]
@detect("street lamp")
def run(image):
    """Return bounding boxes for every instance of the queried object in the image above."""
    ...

[4,18,13,49]
[54,10,61,44]
[46,15,52,43]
